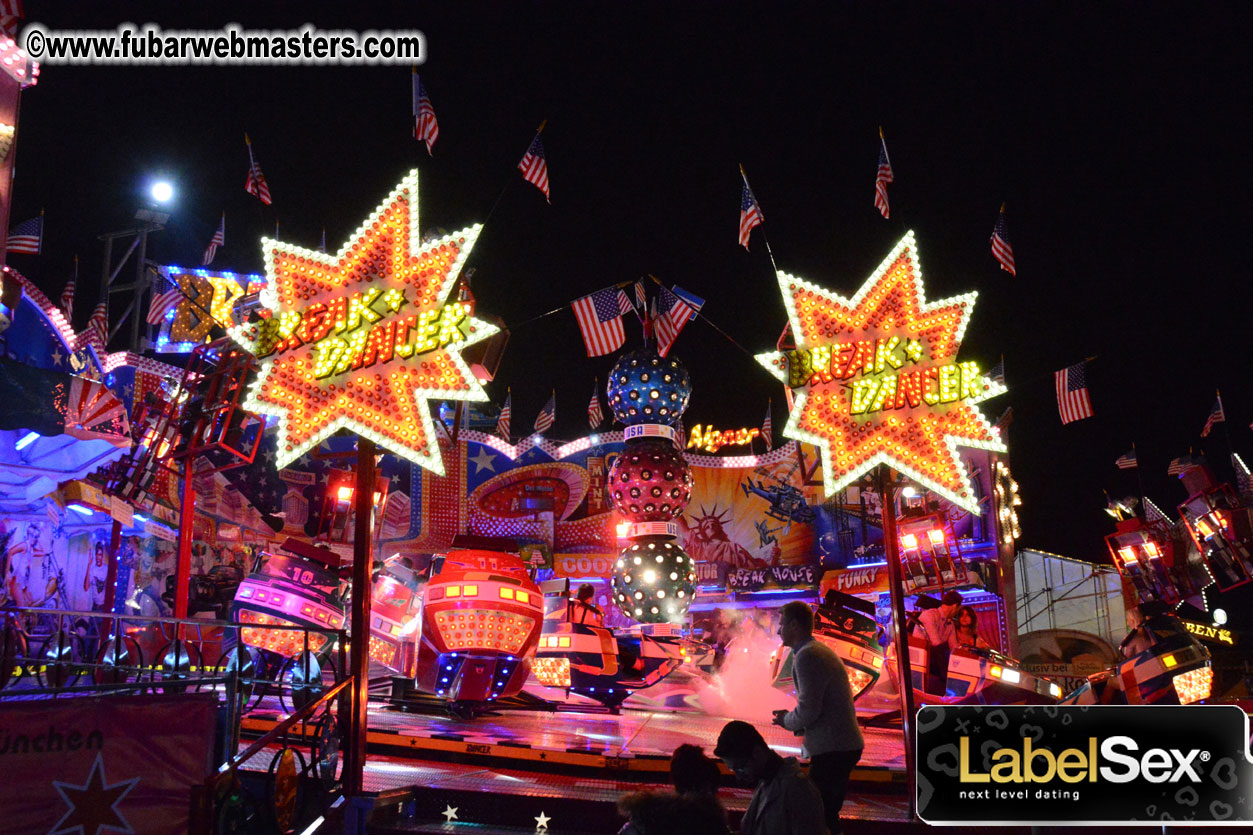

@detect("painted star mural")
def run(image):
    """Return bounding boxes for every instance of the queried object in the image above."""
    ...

[756,231,1006,512]
[50,754,139,835]
[229,170,497,474]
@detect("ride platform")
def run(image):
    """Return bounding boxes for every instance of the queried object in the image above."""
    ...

[242,693,907,781]
[239,692,915,830]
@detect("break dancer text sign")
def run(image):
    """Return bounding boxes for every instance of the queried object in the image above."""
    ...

[228,170,496,474]
[756,232,1005,512]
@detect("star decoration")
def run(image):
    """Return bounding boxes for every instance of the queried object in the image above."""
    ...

[534,811,551,829]
[50,753,139,835]
[469,447,497,474]
[229,170,496,474]
[442,804,459,822]
[756,232,1005,512]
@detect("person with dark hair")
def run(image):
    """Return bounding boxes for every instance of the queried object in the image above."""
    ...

[916,589,961,693]
[572,581,604,626]
[617,790,729,835]
[770,600,863,834]
[951,604,988,650]
[714,720,824,835]
[670,743,722,798]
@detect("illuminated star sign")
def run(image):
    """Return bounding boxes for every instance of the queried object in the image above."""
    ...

[229,170,496,474]
[756,231,1006,512]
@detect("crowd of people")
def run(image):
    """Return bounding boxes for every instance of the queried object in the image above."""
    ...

[617,601,864,835]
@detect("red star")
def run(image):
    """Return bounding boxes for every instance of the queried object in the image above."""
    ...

[50,754,138,835]
[757,232,1005,511]
[230,170,496,474]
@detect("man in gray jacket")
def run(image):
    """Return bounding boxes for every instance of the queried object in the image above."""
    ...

[771,601,864,835]
[714,720,825,835]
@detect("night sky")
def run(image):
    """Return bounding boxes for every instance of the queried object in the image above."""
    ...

[10,2,1253,566]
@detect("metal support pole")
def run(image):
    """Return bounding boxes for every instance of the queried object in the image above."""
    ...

[345,438,376,798]
[102,519,122,616]
[100,236,113,302]
[174,461,195,621]
[131,231,147,350]
[879,465,918,819]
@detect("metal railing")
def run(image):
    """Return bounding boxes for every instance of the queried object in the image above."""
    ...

[1,606,354,832]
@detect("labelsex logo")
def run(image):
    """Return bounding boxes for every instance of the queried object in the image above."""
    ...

[960,736,1207,784]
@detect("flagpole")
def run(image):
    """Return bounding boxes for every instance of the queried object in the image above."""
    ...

[245,133,272,240]
[1217,388,1232,449]
[739,164,783,279]
[984,204,1003,273]
[68,254,77,324]
[482,120,547,232]
[1132,441,1147,511]
[452,120,548,299]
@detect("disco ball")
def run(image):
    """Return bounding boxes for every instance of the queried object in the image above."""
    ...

[611,537,696,624]
[608,440,693,521]
[606,348,692,426]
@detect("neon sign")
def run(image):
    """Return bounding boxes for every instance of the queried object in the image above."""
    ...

[786,339,984,416]
[156,267,266,352]
[756,232,1006,512]
[251,289,471,381]
[685,423,760,453]
[229,170,496,473]
[1180,620,1235,646]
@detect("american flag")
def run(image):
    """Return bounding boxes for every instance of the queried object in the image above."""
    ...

[655,285,705,358]
[988,357,1005,386]
[1054,361,1093,424]
[761,401,773,450]
[412,72,439,155]
[518,135,550,202]
[87,300,108,348]
[202,213,225,265]
[1201,395,1225,437]
[6,215,40,254]
[572,287,632,357]
[738,179,764,249]
[1167,456,1194,476]
[244,134,272,206]
[496,392,512,440]
[59,264,76,321]
[146,286,182,325]
[0,0,23,41]
[991,204,1016,276]
[1115,449,1137,470]
[874,133,894,219]
[588,380,604,428]
[534,393,555,434]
